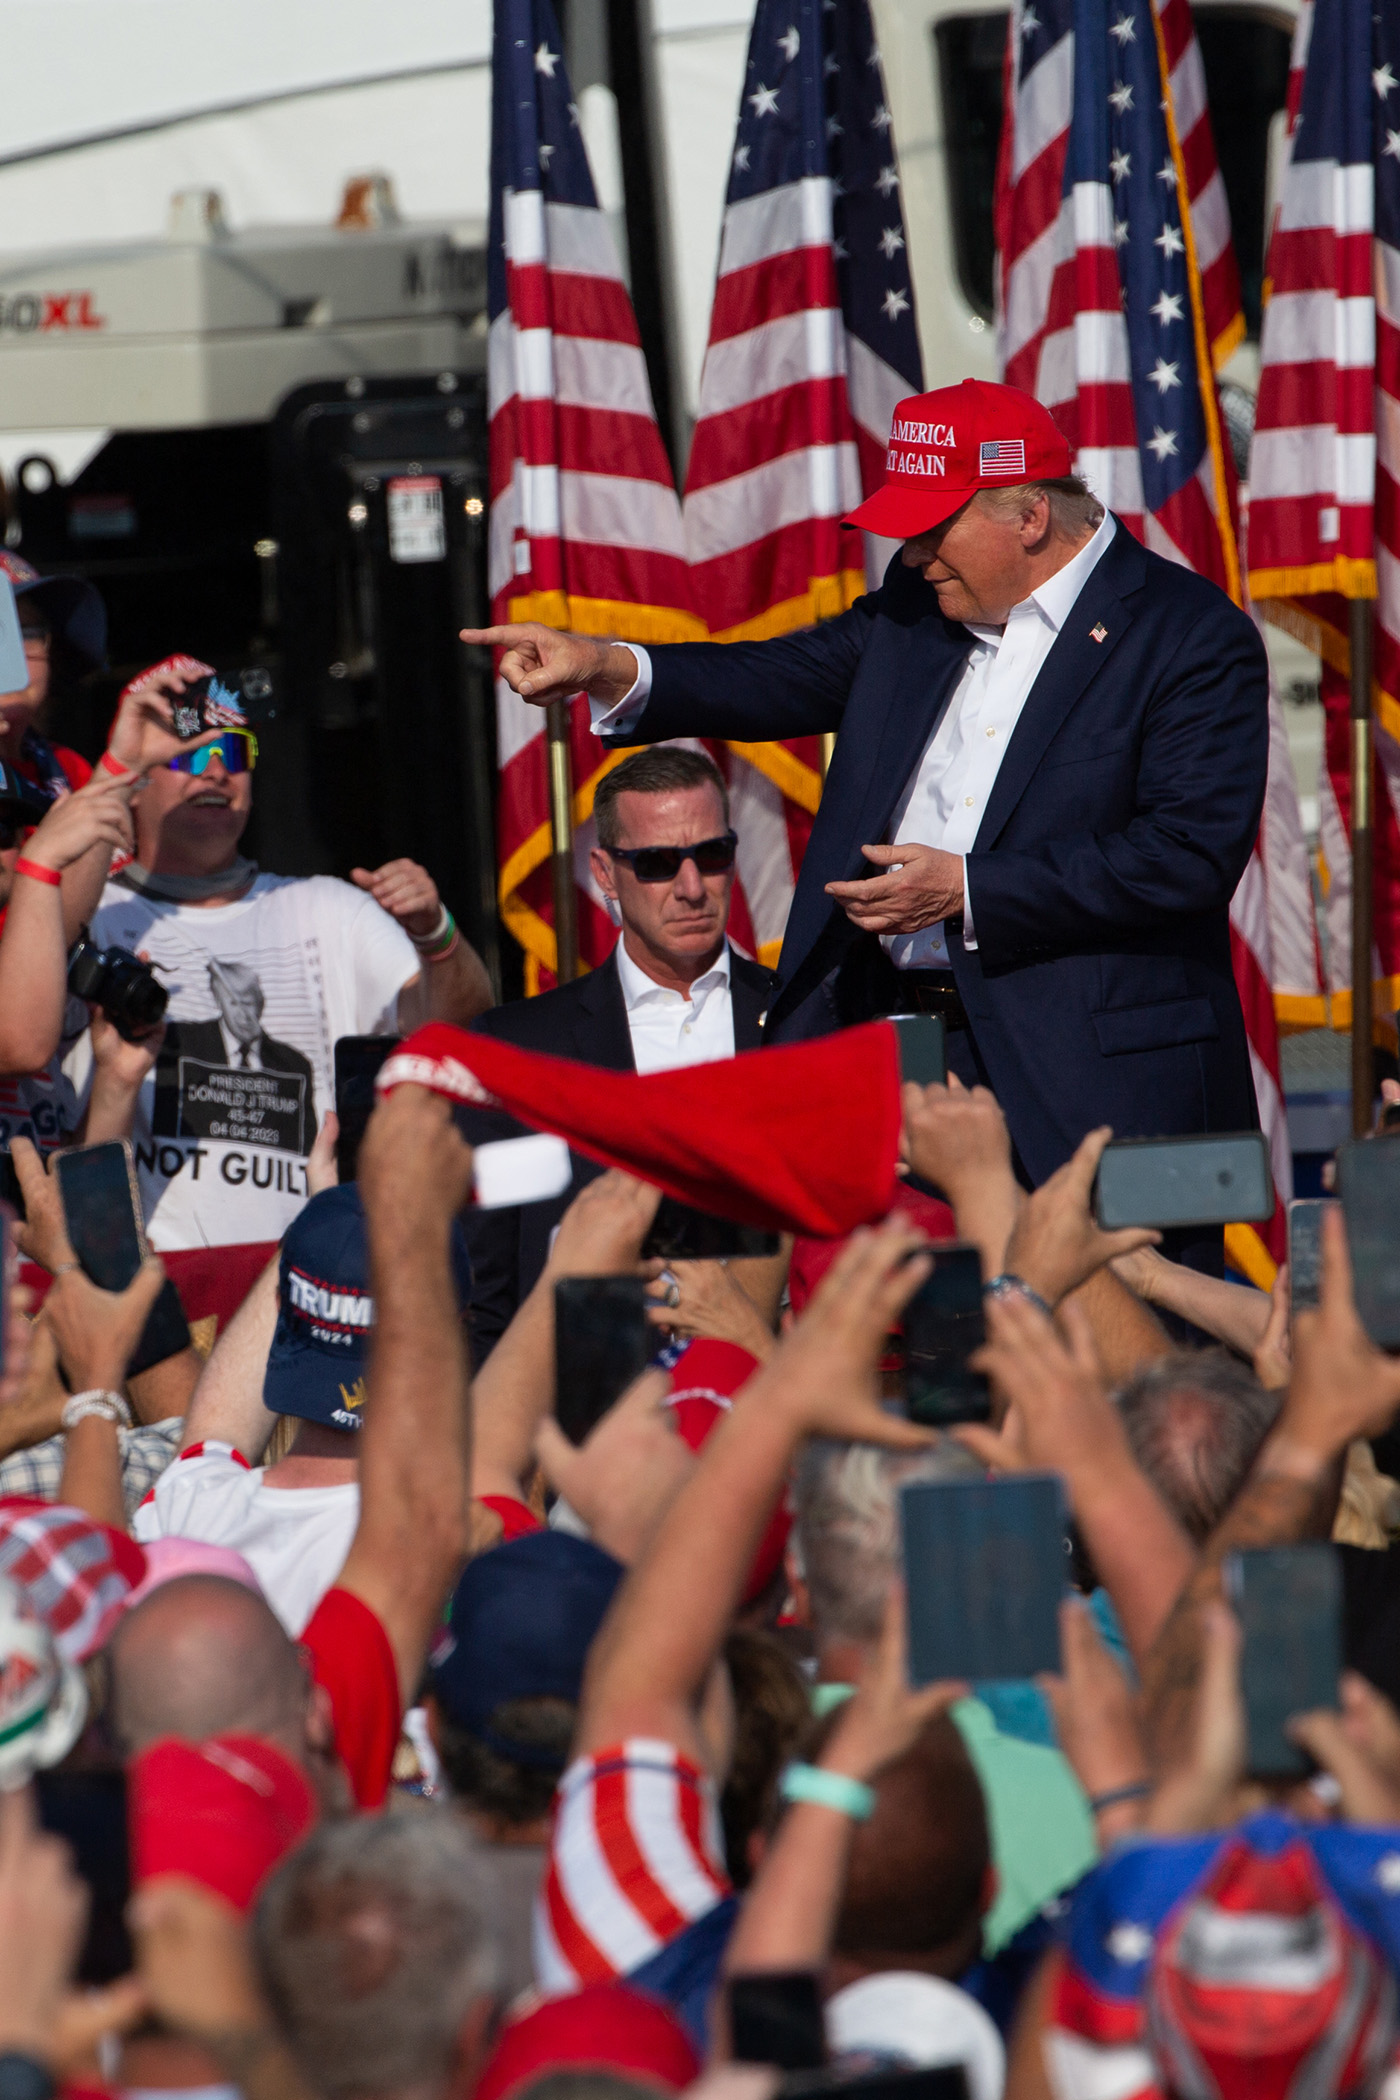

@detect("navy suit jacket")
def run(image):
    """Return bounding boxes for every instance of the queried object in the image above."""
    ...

[611,522,1269,1185]
[458,945,774,1358]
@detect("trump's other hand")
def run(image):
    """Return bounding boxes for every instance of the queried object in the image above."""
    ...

[826,842,964,934]
[460,621,639,707]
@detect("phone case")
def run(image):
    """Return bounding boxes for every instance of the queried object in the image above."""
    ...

[1225,1545,1341,1778]
[54,1138,152,1271]
[1337,1139,1400,1348]
[1094,1131,1274,1230]
[901,1474,1064,1684]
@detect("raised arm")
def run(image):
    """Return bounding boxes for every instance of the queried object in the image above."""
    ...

[577,1220,936,1767]
[465,597,875,744]
[470,1169,661,1505]
[958,1291,1195,1663]
[333,1085,477,1706]
[0,774,137,1071]
[178,1255,282,1460]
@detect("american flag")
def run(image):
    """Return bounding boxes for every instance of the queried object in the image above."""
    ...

[994,0,1313,1274]
[678,0,925,965]
[1247,0,1400,1030]
[487,0,705,991]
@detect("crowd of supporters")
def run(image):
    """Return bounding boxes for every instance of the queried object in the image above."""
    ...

[3,567,1400,2100]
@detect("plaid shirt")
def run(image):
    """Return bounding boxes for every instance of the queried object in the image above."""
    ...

[0,1419,182,1521]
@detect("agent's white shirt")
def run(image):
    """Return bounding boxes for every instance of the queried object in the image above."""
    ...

[615,936,736,1074]
[593,512,1118,971]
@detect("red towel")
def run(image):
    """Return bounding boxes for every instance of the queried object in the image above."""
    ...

[379,1018,903,1238]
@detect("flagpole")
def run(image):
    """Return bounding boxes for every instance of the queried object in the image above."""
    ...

[546,699,580,983]
[1351,595,1376,1135]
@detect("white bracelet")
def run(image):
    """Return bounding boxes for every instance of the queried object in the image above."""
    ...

[61,1390,132,1432]
[409,902,452,953]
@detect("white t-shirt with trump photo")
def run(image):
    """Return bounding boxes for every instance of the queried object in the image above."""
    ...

[65,874,417,1252]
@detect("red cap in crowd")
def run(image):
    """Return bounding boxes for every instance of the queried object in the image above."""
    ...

[130,1733,318,1912]
[474,1984,700,2100]
[666,1340,790,1604]
[846,379,1073,541]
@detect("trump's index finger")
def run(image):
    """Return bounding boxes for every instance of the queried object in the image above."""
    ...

[459,625,525,646]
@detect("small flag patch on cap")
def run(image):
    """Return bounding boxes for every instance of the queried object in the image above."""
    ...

[979,439,1026,475]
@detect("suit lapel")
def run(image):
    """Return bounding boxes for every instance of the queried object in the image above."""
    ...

[976,525,1146,847]
[573,951,636,1071]
[730,959,771,1049]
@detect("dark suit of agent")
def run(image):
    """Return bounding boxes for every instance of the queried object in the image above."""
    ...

[460,747,775,1359]
[468,380,1269,1214]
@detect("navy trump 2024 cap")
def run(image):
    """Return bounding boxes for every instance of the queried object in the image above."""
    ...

[430,1531,625,1767]
[263,1183,472,1431]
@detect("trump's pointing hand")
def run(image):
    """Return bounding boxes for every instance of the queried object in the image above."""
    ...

[460,622,639,707]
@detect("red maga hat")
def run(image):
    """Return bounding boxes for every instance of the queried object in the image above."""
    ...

[847,378,1074,541]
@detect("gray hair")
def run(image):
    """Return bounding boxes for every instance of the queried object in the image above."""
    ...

[978,475,1104,537]
[792,1439,982,1646]
[255,1810,498,2100]
[1116,1349,1281,1544]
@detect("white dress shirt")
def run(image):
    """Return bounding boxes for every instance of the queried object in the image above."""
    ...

[615,936,736,1075]
[888,510,1118,968]
[591,511,1118,972]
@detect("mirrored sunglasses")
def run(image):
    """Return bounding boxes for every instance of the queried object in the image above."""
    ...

[605,830,738,883]
[168,730,258,777]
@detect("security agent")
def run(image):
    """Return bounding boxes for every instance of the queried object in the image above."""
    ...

[467,378,1268,1264]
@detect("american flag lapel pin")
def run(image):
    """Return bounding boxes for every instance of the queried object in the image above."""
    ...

[1090,622,1108,643]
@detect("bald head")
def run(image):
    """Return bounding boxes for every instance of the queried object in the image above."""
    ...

[111,1575,311,1758]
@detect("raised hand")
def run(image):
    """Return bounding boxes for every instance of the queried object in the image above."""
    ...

[350,858,442,941]
[762,1217,937,1451]
[105,661,224,774]
[356,1085,475,1243]
[1279,1205,1400,1464]
[546,1168,663,1277]
[645,1257,775,1357]
[14,767,136,875]
[535,1367,696,1564]
[459,622,638,707]
[1002,1125,1159,1308]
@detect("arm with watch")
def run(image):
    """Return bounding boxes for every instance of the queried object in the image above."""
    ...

[34,1227,170,1531]
[352,859,494,1028]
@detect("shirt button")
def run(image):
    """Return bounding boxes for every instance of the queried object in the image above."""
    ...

[986,726,997,738]
[683,1023,692,1034]
[964,795,975,807]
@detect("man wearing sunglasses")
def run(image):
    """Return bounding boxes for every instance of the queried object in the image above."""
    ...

[58,657,492,1274]
[461,745,774,1356]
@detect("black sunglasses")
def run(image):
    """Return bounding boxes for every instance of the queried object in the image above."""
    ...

[605,830,739,883]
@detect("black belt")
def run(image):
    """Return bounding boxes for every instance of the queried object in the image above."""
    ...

[886,971,969,1032]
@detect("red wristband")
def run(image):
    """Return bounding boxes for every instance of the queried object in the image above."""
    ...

[14,858,62,888]
[100,749,133,777]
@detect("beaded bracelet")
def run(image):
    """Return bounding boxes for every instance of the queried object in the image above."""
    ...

[61,1389,133,1432]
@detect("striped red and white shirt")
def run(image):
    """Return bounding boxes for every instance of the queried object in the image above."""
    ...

[535,1738,732,1991]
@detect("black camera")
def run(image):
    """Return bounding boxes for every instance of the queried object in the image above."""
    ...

[67,930,167,1041]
